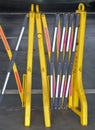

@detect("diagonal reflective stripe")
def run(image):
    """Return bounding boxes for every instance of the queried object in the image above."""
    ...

[60,27,66,52]
[52,27,57,52]
[15,27,25,51]
[2,72,10,95]
[72,27,78,52]
[65,75,71,98]
[66,27,71,52]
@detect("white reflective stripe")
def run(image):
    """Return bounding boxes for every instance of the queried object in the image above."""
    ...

[15,27,25,51]
[55,75,60,97]
[2,72,10,95]
[72,27,78,52]
[60,75,65,97]
[50,75,53,98]
[66,27,71,52]
[60,27,66,52]
[65,75,71,98]
[52,27,57,52]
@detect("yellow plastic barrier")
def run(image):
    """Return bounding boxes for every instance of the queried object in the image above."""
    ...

[70,3,88,125]
[0,3,87,127]
[36,3,88,127]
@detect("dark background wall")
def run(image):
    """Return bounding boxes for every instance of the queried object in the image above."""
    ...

[0,0,94,12]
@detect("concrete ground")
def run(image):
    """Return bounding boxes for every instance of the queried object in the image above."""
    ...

[0,11,95,130]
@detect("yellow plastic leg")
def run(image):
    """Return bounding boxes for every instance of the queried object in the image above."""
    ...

[72,83,79,107]
[24,4,35,127]
[70,3,88,126]
[36,5,51,127]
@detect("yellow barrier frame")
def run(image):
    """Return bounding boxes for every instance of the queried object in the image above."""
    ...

[68,3,88,125]
[36,3,88,127]
[0,3,87,127]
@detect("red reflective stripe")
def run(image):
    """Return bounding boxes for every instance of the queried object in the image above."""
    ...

[15,72,22,93]
[69,79,72,96]
[64,33,67,51]
[57,26,61,51]
[44,28,51,52]
[0,28,10,51]
[63,79,66,96]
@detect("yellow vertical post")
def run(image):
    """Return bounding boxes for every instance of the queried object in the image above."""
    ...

[36,5,51,127]
[70,3,88,126]
[24,4,35,126]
